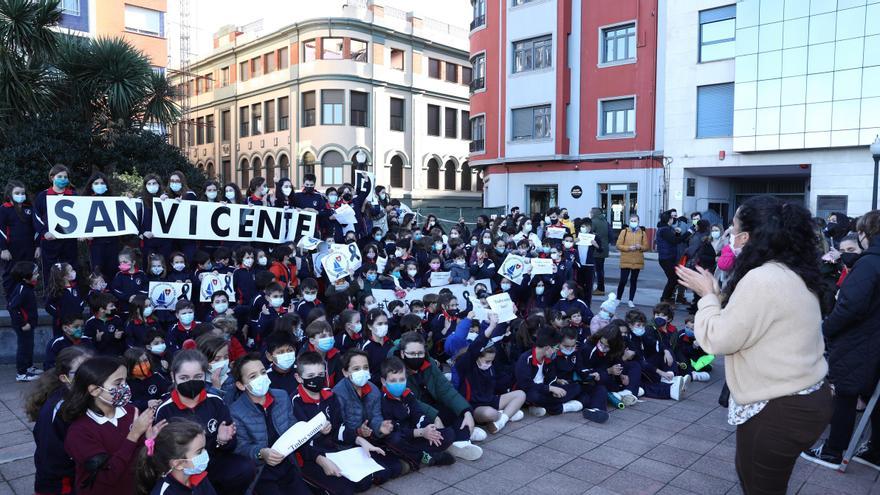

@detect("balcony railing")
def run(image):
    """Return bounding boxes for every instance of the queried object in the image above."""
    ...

[469,139,484,152]
[469,77,485,93]
[470,15,485,30]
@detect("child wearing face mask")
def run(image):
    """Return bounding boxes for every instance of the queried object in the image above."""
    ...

[167,301,200,353]
[110,248,148,318]
[624,309,686,400]
[124,347,170,412]
[399,260,423,289]
[204,291,232,323]
[84,292,126,356]
[145,330,170,372]
[294,278,321,323]
[555,327,611,423]
[135,420,216,495]
[232,246,257,307]
[268,245,298,293]
[361,309,393,385]
[250,283,287,347]
[589,293,620,336]
[445,248,471,284]
[9,261,40,381]
[304,321,343,387]
[87,272,108,300]
[675,316,713,382]
[335,309,364,354]
[125,295,159,348]
[46,262,86,338]
[45,314,94,369]
[265,331,298,395]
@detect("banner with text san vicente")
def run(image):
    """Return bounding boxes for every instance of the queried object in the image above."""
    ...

[46,196,318,244]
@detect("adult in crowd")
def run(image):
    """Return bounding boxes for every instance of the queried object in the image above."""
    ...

[676,195,831,495]
[655,210,685,304]
[615,214,647,308]
[589,207,610,296]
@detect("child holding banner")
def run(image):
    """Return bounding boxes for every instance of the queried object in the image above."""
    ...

[110,248,148,317]
[33,165,78,282]
[0,181,38,298]
[139,174,174,266]
[81,172,121,280]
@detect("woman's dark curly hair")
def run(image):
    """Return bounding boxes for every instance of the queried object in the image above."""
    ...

[723,196,825,311]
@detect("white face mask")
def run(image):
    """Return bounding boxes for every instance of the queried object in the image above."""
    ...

[373,323,389,338]
[282,186,292,195]
[407,269,418,277]
[146,183,160,195]
[205,190,218,200]
[258,256,268,266]
[563,241,573,249]
[247,374,271,397]
[303,293,317,302]
[173,262,186,272]
[225,190,236,201]
[242,258,254,268]
[350,369,371,387]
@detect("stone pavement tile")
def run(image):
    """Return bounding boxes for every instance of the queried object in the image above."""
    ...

[633,400,673,415]
[0,443,35,465]
[482,434,538,457]
[688,455,739,483]
[533,413,587,434]
[661,432,719,455]
[6,474,32,495]
[513,471,593,495]
[379,471,449,495]
[0,431,35,449]
[806,465,876,494]
[569,425,621,444]
[623,457,684,483]
[419,459,481,485]
[463,447,509,471]
[0,459,34,481]
[656,486,700,495]
[583,487,621,495]
[454,471,520,495]
[481,457,549,486]
[669,470,735,495]
[725,484,743,495]
[704,441,737,461]
[517,444,577,470]
[598,418,641,436]
[696,408,737,432]
[663,403,717,423]
[580,444,639,469]
[555,458,619,484]
[841,461,880,481]
[599,470,665,495]
[643,415,691,434]
[678,423,733,444]
[621,423,677,444]
[542,434,599,456]
[508,420,576,441]
[433,488,470,495]
[642,445,702,468]
[797,483,835,495]
[0,482,12,495]
[608,433,661,456]
[364,487,393,495]
[611,408,654,426]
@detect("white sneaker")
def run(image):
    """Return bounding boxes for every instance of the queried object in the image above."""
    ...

[691,371,710,382]
[637,387,645,397]
[627,300,636,308]
[529,406,547,417]
[616,390,638,407]
[661,375,675,384]
[26,367,43,375]
[510,410,525,422]
[470,427,487,442]
[562,400,584,413]
[449,441,483,461]
[16,373,38,382]
[670,376,686,401]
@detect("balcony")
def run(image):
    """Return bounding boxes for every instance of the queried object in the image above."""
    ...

[470,15,485,31]
[469,77,485,93]
[469,139,484,153]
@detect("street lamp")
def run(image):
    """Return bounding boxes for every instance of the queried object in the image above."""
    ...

[355,150,367,165]
[872,135,880,210]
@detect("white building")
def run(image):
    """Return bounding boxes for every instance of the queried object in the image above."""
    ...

[660,0,880,222]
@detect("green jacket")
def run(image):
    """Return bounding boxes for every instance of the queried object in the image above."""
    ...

[591,212,611,258]
[387,343,471,421]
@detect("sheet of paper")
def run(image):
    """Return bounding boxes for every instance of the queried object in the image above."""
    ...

[325,447,385,482]
[330,243,363,271]
[529,258,554,275]
[546,226,567,239]
[429,271,451,287]
[577,233,596,246]
[271,412,327,458]
[578,244,590,265]
[198,273,235,302]
[486,293,517,323]
[297,236,321,251]
[376,256,387,273]
[334,204,357,225]
[498,255,527,284]
[321,252,351,282]
[470,296,489,322]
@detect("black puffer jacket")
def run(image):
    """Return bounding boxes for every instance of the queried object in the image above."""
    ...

[824,237,880,396]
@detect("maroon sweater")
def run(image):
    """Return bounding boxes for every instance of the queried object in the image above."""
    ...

[64,405,142,495]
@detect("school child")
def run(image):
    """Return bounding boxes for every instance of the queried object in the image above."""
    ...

[46,262,86,338]
[380,356,458,467]
[589,293,619,335]
[332,350,405,482]
[400,260,423,289]
[81,172,121,280]
[232,246,257,307]
[124,347,170,411]
[265,331,298,395]
[45,314,94,369]
[552,280,593,321]
[194,334,231,395]
[211,315,247,363]
[145,329,170,374]
[110,248,149,317]
[85,292,126,356]
[386,300,407,341]
[155,350,254,495]
[361,308,393,384]
[294,278,321,322]
[61,355,164,495]
[167,301,200,353]
[427,294,460,362]
[553,327,612,422]
[391,332,484,460]
[167,252,191,283]
[229,353,312,495]
[624,309,687,400]
[676,315,713,382]
[445,249,471,284]
[255,248,270,273]
[304,321,343,387]
[9,261,41,381]
[87,272,109,301]
[251,282,287,345]
[27,346,93,495]
[0,181,38,297]
[134,419,217,495]
[33,165,78,282]
[291,352,376,493]
[211,247,234,275]
[334,309,363,354]
[125,295,159,348]
[267,244,298,292]
[649,302,690,378]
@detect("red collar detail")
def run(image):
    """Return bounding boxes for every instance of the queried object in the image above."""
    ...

[531,348,551,365]
[418,359,431,372]
[260,392,275,410]
[249,194,263,202]
[171,389,207,409]
[47,187,75,196]
[177,321,195,332]
[355,382,373,397]
[442,310,458,322]
[188,471,209,487]
[296,385,333,404]
[381,385,411,400]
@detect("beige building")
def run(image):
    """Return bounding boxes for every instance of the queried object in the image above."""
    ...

[170,1,481,207]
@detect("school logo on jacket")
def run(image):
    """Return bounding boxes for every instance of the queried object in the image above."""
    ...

[135,278,142,286]
[148,384,158,395]
[312,200,319,207]
[23,208,31,215]
[207,418,218,433]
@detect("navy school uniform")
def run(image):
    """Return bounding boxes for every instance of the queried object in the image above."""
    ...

[33,187,79,281]
[125,316,159,348]
[110,270,149,316]
[166,320,200,353]
[150,473,217,495]
[293,299,320,322]
[334,331,363,355]
[628,333,672,399]
[676,330,712,372]
[514,349,581,415]
[9,281,38,374]
[84,315,126,356]
[43,335,95,370]
[381,387,455,467]
[428,312,458,361]
[266,365,298,396]
[0,201,37,296]
[33,388,75,494]
[232,266,257,306]
[250,304,286,345]
[552,297,594,321]
[155,389,255,495]
[361,338,393,386]
[46,286,85,338]
[454,330,502,409]
[87,235,121,283]
[302,343,343,388]
[139,201,173,268]
[128,371,170,411]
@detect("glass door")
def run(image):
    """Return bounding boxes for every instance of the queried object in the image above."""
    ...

[527,185,558,215]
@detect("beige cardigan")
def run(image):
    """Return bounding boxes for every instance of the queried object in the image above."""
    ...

[695,262,827,405]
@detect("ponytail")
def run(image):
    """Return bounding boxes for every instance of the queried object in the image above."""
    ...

[135,420,205,495]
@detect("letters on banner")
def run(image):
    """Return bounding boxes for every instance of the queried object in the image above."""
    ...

[371,279,491,316]
[355,170,376,204]
[148,281,192,311]
[199,273,235,302]
[46,196,317,244]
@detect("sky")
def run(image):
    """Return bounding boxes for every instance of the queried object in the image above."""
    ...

[165,0,472,69]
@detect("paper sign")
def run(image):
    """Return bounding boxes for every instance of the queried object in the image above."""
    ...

[297,236,321,251]
[429,271,451,287]
[577,233,596,246]
[325,447,384,482]
[334,204,357,225]
[470,296,489,322]
[330,243,362,271]
[199,273,235,302]
[546,226,567,239]
[355,170,376,205]
[498,255,527,285]
[578,244,591,265]
[529,258,554,275]
[376,256,387,273]
[486,293,517,323]
[371,279,491,316]
[271,412,327,458]
[321,252,351,282]
[148,281,192,311]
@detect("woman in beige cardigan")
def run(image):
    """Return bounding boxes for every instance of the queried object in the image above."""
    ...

[615,213,648,308]
[676,196,831,495]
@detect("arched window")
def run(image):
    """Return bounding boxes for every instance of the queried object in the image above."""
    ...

[476,171,484,191]
[301,152,316,179]
[426,159,439,190]
[265,156,275,184]
[240,158,250,185]
[206,162,216,179]
[252,157,262,182]
[444,160,456,190]
[321,150,344,185]
[460,161,472,191]
[279,155,290,181]
[390,155,404,188]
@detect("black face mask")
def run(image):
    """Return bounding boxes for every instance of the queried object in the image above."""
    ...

[402,355,425,371]
[343,193,353,202]
[562,213,569,220]
[302,375,327,393]
[177,379,206,399]
[841,252,861,269]
[304,186,314,193]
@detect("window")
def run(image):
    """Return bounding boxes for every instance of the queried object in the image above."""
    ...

[444,108,457,138]
[686,178,696,197]
[471,0,485,30]
[513,35,552,73]
[350,91,368,127]
[428,58,441,79]
[221,66,230,86]
[427,160,440,189]
[323,38,343,60]
[303,39,316,62]
[239,61,249,82]
[302,152,316,176]
[240,159,250,184]
[196,117,205,145]
[321,151,344,185]
[600,98,635,137]
[265,156,275,185]
[390,156,404,188]
[601,23,636,64]
[61,0,80,15]
[445,62,457,83]
[206,115,215,143]
[391,48,405,70]
[461,67,472,85]
[321,90,344,125]
[302,91,316,127]
[699,5,736,63]
[124,5,162,36]
[512,0,535,5]
[279,47,289,69]
[188,120,195,146]
[461,162,472,191]
[251,103,262,135]
[444,161,456,190]
[350,40,368,62]
[221,110,230,141]
[427,105,440,136]
[470,116,485,152]
[251,57,262,78]
[178,122,185,147]
[512,105,551,141]
[476,171,483,191]
[696,83,734,138]
[239,106,249,137]
[264,52,275,73]
[470,54,485,92]
[278,97,289,131]
[264,100,275,133]
[390,97,404,131]
[461,110,471,140]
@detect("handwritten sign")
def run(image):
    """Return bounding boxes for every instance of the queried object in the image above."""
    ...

[529,258,554,275]
[429,271,451,287]
[486,293,517,323]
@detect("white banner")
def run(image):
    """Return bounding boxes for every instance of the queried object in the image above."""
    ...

[199,273,235,302]
[148,281,193,311]
[371,279,491,315]
[46,196,142,239]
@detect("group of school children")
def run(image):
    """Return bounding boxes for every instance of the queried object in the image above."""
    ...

[12,164,716,495]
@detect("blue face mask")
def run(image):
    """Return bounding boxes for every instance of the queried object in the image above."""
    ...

[391,271,401,279]
[629,221,639,230]
[631,326,646,337]
[183,450,210,476]
[495,247,506,254]
[385,381,407,397]
[654,317,667,327]
[53,177,69,188]
[374,234,383,241]
[685,327,695,338]
[542,246,551,253]
[413,232,423,241]
[366,273,377,282]
[179,313,195,326]
[92,183,107,195]
[317,336,335,352]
